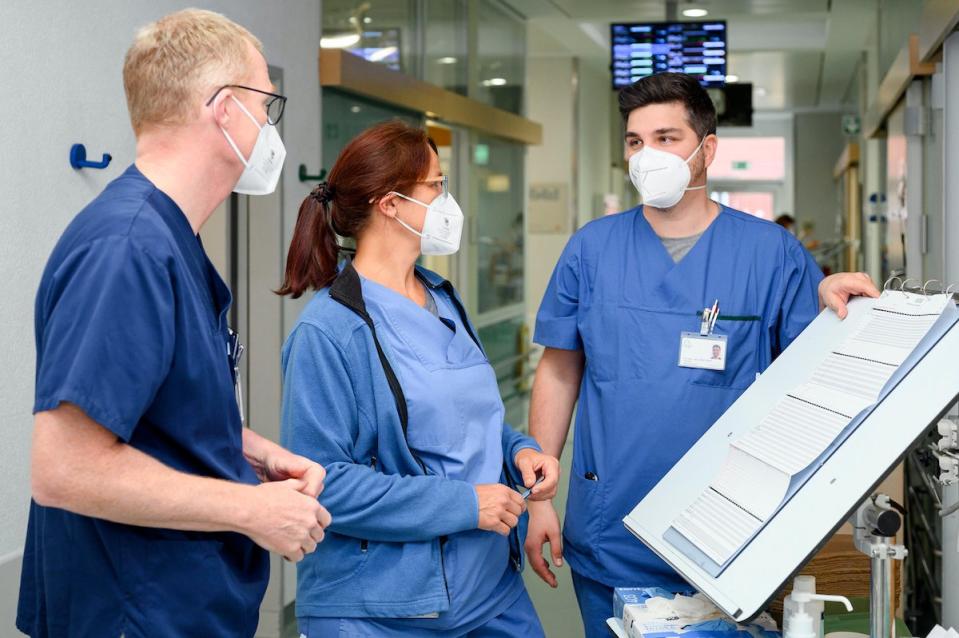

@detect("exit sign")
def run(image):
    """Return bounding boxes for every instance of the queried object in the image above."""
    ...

[732,160,750,170]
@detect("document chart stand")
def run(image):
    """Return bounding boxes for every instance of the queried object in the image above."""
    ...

[623,289,959,622]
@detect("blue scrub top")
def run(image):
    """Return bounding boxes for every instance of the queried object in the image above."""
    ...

[311,277,523,635]
[534,205,823,588]
[18,165,268,638]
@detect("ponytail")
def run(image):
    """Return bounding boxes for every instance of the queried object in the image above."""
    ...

[278,121,438,298]
[277,182,341,298]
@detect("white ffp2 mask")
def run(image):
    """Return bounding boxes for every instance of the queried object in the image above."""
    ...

[220,96,287,196]
[629,136,707,209]
[391,190,465,256]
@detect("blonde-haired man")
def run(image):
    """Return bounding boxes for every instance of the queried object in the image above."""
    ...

[18,10,329,637]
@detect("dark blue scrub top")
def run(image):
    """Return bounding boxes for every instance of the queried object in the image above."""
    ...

[18,165,268,638]
[534,205,823,588]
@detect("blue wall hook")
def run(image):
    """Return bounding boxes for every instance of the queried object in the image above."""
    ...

[70,143,112,170]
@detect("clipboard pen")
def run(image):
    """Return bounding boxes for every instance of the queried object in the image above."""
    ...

[520,476,545,500]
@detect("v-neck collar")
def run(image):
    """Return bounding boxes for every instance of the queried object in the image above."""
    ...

[360,269,496,369]
[639,203,723,272]
[359,271,450,322]
[633,204,728,310]
[130,164,230,328]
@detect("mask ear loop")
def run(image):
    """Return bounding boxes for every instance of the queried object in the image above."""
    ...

[685,136,709,191]
[218,96,262,167]
[387,191,430,239]
[684,135,708,164]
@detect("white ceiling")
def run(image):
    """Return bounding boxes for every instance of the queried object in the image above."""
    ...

[507,0,879,111]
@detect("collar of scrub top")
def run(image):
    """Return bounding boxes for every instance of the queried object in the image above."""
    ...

[328,259,484,432]
[330,258,474,333]
[638,204,726,312]
[133,164,230,325]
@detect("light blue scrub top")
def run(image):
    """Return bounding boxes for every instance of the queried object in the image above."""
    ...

[313,276,523,635]
[534,205,823,588]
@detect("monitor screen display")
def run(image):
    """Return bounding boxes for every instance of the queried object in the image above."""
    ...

[611,21,727,89]
[348,28,401,72]
[707,83,752,127]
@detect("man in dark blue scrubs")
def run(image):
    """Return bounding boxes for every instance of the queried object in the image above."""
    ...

[18,10,331,637]
[523,73,879,637]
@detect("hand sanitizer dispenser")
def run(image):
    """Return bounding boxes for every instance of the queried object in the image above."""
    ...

[783,589,853,638]
[783,576,820,636]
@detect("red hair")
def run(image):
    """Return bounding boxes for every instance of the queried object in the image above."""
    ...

[277,120,437,297]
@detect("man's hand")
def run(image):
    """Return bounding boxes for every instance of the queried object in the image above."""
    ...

[31,405,332,561]
[819,272,880,319]
[265,449,327,500]
[241,478,332,562]
[242,429,326,498]
[524,500,564,587]
[514,448,561,500]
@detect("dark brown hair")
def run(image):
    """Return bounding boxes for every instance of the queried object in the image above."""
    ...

[618,72,717,139]
[277,120,437,298]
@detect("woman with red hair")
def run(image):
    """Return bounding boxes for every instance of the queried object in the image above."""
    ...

[278,120,558,637]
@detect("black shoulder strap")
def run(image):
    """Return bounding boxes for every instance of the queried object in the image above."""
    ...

[329,262,410,436]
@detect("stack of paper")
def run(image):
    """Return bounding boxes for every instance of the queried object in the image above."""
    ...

[669,291,956,569]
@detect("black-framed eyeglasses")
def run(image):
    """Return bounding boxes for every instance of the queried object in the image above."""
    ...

[206,84,287,125]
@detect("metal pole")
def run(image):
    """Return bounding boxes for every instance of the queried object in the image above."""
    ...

[870,539,896,638]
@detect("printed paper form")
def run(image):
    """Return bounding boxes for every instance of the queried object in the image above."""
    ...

[837,291,950,366]
[671,487,761,566]
[733,386,871,476]
[671,447,790,564]
[668,292,954,568]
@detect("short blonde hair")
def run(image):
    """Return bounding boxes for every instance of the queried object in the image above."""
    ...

[123,9,263,135]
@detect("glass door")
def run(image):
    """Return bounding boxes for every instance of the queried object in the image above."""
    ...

[322,89,423,167]
[466,132,531,429]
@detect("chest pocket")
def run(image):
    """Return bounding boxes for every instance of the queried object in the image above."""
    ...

[579,302,761,390]
[687,313,762,390]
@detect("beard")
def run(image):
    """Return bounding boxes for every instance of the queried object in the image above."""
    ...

[688,152,707,188]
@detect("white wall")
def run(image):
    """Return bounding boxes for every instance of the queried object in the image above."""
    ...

[576,57,616,228]
[525,53,576,334]
[524,25,613,336]
[0,0,321,630]
[793,111,848,244]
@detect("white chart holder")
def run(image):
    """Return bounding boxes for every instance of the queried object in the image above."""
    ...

[624,296,959,620]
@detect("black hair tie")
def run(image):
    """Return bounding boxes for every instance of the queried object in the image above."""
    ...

[310,182,334,205]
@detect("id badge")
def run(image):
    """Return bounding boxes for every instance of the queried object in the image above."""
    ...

[679,332,727,371]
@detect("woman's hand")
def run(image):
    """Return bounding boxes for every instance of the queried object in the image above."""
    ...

[514,448,561,500]
[475,484,526,535]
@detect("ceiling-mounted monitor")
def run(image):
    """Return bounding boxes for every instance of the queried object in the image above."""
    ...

[348,28,402,73]
[707,83,752,127]
[611,21,727,90]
